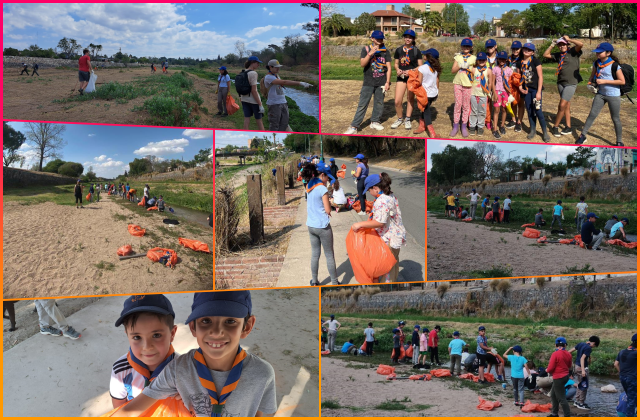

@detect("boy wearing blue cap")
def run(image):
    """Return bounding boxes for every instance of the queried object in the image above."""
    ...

[504,345,530,407]
[610,218,630,242]
[110,295,178,408]
[344,31,391,134]
[216,67,231,116]
[239,56,265,131]
[470,52,494,136]
[581,212,604,251]
[411,324,421,365]
[506,41,523,131]
[114,291,277,417]
[577,43,625,146]
[551,200,564,229]
[448,331,467,376]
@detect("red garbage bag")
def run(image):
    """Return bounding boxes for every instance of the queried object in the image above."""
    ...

[409,374,431,381]
[147,247,178,267]
[352,199,374,213]
[346,229,397,284]
[86,193,91,200]
[522,228,541,239]
[321,350,330,355]
[377,364,395,375]
[336,170,346,179]
[101,396,192,417]
[537,236,547,243]
[138,197,146,206]
[430,369,452,377]
[179,238,211,253]
[117,245,133,256]
[147,206,159,211]
[226,95,240,116]
[521,400,552,413]
[341,164,346,169]
[608,239,637,249]
[477,396,502,411]
[521,223,535,227]
[128,224,146,237]
[462,217,472,222]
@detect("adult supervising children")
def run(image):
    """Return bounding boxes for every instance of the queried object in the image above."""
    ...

[78,49,92,95]
[74,179,84,209]
[353,154,369,216]
[518,43,550,141]
[263,59,312,132]
[614,333,636,418]
[581,213,604,251]
[467,188,481,220]
[543,36,584,137]
[390,30,422,131]
[216,66,231,117]
[570,335,600,410]
[323,315,341,353]
[546,337,573,418]
[238,56,265,131]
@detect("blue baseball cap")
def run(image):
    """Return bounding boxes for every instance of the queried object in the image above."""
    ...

[485,39,497,48]
[578,377,589,390]
[497,51,508,60]
[556,336,567,346]
[557,200,562,204]
[453,331,460,336]
[218,66,227,70]
[403,29,416,38]
[247,55,263,63]
[371,30,385,40]
[364,174,381,191]
[622,218,629,223]
[329,158,335,162]
[476,52,487,61]
[393,328,399,333]
[185,291,252,325]
[592,42,614,53]
[115,294,175,327]
[494,196,499,200]
[354,153,365,160]
[424,48,439,59]
[479,326,486,331]
[316,163,336,181]
[612,215,618,220]
[511,41,522,49]
[422,327,429,332]
[461,38,473,47]
[586,212,598,219]
[414,324,420,329]
[472,188,476,192]
[513,345,523,353]
[523,42,536,51]
[632,334,637,342]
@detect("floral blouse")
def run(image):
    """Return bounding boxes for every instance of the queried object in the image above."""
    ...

[372,193,406,249]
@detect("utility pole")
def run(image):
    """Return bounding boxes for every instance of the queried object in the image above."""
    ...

[455,6,457,37]
[320,135,324,162]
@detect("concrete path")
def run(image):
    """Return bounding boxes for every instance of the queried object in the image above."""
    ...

[3,289,319,417]
[277,159,425,287]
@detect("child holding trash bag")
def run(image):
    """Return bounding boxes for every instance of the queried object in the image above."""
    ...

[217,66,231,117]
[350,173,406,283]
[344,31,391,134]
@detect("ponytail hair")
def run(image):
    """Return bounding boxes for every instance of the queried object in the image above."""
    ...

[377,172,393,195]
[610,53,620,63]
[333,179,340,190]
[425,54,442,76]
[244,60,259,69]
[361,157,369,168]
[301,163,318,183]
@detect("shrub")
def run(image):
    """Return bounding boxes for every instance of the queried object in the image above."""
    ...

[621,167,629,177]
[536,277,546,289]
[437,283,449,298]
[542,175,552,186]
[589,171,600,182]
[583,170,591,180]
[58,162,84,177]
[489,279,500,291]
[497,279,512,295]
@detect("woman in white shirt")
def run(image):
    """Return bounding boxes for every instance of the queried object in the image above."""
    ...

[415,48,441,137]
[217,66,231,116]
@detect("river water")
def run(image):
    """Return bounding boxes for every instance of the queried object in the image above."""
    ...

[165,203,211,229]
[284,87,319,120]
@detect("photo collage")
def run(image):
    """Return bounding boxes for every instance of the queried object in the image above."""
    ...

[2,1,637,418]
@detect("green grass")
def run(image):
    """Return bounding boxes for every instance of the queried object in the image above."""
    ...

[4,185,80,206]
[462,264,513,278]
[562,263,596,274]
[95,261,115,271]
[321,400,342,409]
[375,399,409,411]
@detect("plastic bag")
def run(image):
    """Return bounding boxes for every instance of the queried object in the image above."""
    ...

[226,95,240,116]
[377,364,395,375]
[336,170,346,179]
[341,164,346,170]
[462,217,472,222]
[409,374,431,381]
[484,373,495,382]
[607,239,637,249]
[138,197,146,206]
[459,373,479,381]
[101,396,192,417]
[537,236,547,243]
[521,400,552,413]
[85,71,97,93]
[346,228,397,284]
[352,199,374,213]
[86,193,91,200]
[321,350,330,355]
[297,176,302,182]
[117,245,133,256]
[128,224,146,237]
[391,347,406,360]
[430,369,452,377]
[405,345,413,358]
[522,228,541,239]
[147,206,159,211]
[521,223,535,228]
[477,396,502,411]
[147,247,178,267]
[179,237,211,253]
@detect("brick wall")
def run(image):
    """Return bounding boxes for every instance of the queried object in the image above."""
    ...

[215,256,285,289]
[3,166,77,188]
[263,206,298,227]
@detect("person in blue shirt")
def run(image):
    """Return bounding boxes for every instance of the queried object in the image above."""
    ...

[569,335,600,410]
[482,195,490,220]
[448,331,467,376]
[353,154,370,216]
[341,339,356,354]
[504,345,530,407]
[614,333,636,417]
[217,66,231,116]
[302,162,338,286]
[610,218,630,242]
[551,200,564,229]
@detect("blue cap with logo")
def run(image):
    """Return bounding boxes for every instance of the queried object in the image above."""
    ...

[185,291,252,325]
[511,40,522,49]
[592,42,614,53]
[316,162,336,181]
[329,158,335,162]
[461,38,473,47]
[371,30,385,40]
[523,42,536,51]
[403,29,416,38]
[115,294,175,327]
[424,48,439,59]
[247,55,263,63]
[476,52,488,61]
[497,51,508,60]
[513,345,523,353]
[354,153,365,160]
[219,66,227,70]
[586,212,598,219]
[485,39,497,48]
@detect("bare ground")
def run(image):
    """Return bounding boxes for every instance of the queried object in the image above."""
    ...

[2,67,233,128]
[426,213,636,280]
[3,196,213,299]
[321,80,637,147]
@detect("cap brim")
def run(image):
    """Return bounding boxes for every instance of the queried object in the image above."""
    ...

[185,300,249,325]
[115,306,173,327]
[592,49,605,53]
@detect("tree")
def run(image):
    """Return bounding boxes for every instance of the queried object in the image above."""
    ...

[354,12,376,37]
[42,158,66,173]
[24,122,67,171]
[473,142,503,180]
[421,11,444,35]
[128,158,153,176]
[224,53,238,64]
[499,10,522,38]
[442,4,470,36]
[85,166,97,181]
[234,41,247,59]
[3,47,20,56]
[301,3,320,37]
[321,3,341,18]
[194,148,212,165]
[472,20,493,36]
[88,43,96,57]
[56,37,81,58]
[428,144,479,185]
[96,44,103,57]
[567,148,596,169]
[401,5,422,19]
[3,122,26,167]
[323,13,347,37]
[57,162,84,177]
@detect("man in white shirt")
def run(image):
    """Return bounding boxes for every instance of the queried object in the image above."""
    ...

[467,188,481,220]
[503,194,513,223]
[575,196,588,230]
[323,315,341,352]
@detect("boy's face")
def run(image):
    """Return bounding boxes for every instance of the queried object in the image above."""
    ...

[126,313,177,371]
[190,315,256,367]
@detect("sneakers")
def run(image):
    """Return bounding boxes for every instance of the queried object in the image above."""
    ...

[493,130,501,139]
[357,211,366,216]
[543,132,551,142]
[62,326,81,340]
[370,122,384,131]
[576,134,587,145]
[547,414,559,417]
[477,128,484,136]
[506,120,516,129]
[574,402,591,410]
[561,127,572,136]
[344,127,358,135]
[309,280,320,286]
[330,279,341,286]
[499,126,506,135]
[78,88,84,95]
[390,118,403,129]
[404,118,412,130]
[552,127,561,137]
[469,127,476,136]
[514,123,522,132]
[617,142,625,147]
[40,326,62,336]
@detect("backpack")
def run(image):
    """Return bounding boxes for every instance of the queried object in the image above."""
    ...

[614,63,635,100]
[235,70,252,96]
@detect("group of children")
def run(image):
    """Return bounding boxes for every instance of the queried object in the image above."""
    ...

[149,61,169,74]
[443,190,513,224]
[19,62,40,76]
[343,33,630,145]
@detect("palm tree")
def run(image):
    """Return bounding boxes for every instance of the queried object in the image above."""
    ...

[323,14,347,37]
[421,12,444,35]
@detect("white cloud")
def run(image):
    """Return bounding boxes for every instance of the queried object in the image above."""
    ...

[134,138,190,156]
[88,133,96,137]
[491,4,500,8]
[245,25,287,37]
[193,20,209,28]
[467,5,475,8]
[183,129,213,140]
[263,7,268,11]
[82,155,127,178]
[95,155,107,162]
[536,145,578,163]
[269,12,274,16]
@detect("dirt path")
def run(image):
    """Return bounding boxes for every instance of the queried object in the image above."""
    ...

[322,80,637,147]
[2,67,234,129]
[426,213,636,280]
[3,196,213,299]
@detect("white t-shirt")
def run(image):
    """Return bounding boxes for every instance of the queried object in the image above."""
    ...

[240,71,259,104]
[144,187,149,198]
[576,202,588,215]
[326,320,340,331]
[468,192,481,204]
[264,74,287,106]
[332,187,347,205]
[418,63,439,98]
[503,198,512,210]
[364,327,375,342]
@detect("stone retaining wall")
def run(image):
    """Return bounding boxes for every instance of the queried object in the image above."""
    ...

[3,166,77,188]
[132,168,213,182]
[3,56,140,69]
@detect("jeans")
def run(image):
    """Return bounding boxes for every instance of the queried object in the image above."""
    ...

[470,203,477,219]
[551,375,571,417]
[620,375,637,417]
[582,93,622,143]
[504,209,511,223]
[328,330,337,352]
[551,214,562,229]
[512,377,525,403]
[576,213,586,230]
[365,341,374,356]
[587,232,605,249]
[350,85,385,127]
[35,300,69,332]
[423,96,438,125]
[413,345,420,365]
[308,225,338,284]
[356,178,366,214]
[523,87,548,134]
[450,354,462,375]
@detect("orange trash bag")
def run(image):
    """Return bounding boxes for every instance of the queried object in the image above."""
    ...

[179,237,211,253]
[558,238,574,244]
[409,374,431,381]
[147,247,178,267]
[138,197,146,206]
[386,373,397,380]
[522,228,540,239]
[537,236,547,243]
[477,396,502,411]
[459,373,479,381]
[341,164,346,170]
[405,345,413,358]
[321,350,330,355]
[336,170,346,179]
[128,224,146,237]
[407,69,429,111]
[226,95,240,116]
[462,217,472,222]
[377,364,395,375]
[521,223,535,228]
[130,188,137,195]
[86,193,91,200]
[147,206,159,211]
[117,245,133,256]
[484,210,504,222]
[430,369,452,377]
[521,400,552,413]
[573,234,585,248]
[352,199,374,213]
[297,175,302,182]
[608,239,637,249]
[101,396,192,417]
[346,228,398,284]
[484,373,496,382]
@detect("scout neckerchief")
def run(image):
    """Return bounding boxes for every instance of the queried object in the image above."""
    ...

[596,57,614,80]
[499,62,511,91]
[459,53,474,82]
[556,51,567,76]
[400,45,414,66]
[508,55,520,70]
[194,346,247,417]
[306,177,325,194]
[423,61,434,73]
[369,44,388,72]
[127,345,175,388]
[487,55,497,69]
[520,57,532,89]
[476,64,491,96]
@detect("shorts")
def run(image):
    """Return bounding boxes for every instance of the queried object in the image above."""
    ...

[242,101,263,119]
[419,351,428,356]
[557,84,577,101]
[78,71,90,82]
[485,354,498,365]
[446,205,455,211]
[477,353,488,368]
[396,76,408,84]
[493,90,509,107]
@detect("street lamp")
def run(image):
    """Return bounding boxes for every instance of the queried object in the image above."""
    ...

[508,150,516,182]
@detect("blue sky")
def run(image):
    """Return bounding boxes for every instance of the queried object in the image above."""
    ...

[215,131,288,148]
[427,140,581,172]
[336,3,531,27]
[3,3,317,59]
[5,122,213,178]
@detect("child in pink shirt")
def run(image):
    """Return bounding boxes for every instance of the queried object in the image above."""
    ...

[492,51,514,139]
[419,328,429,365]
